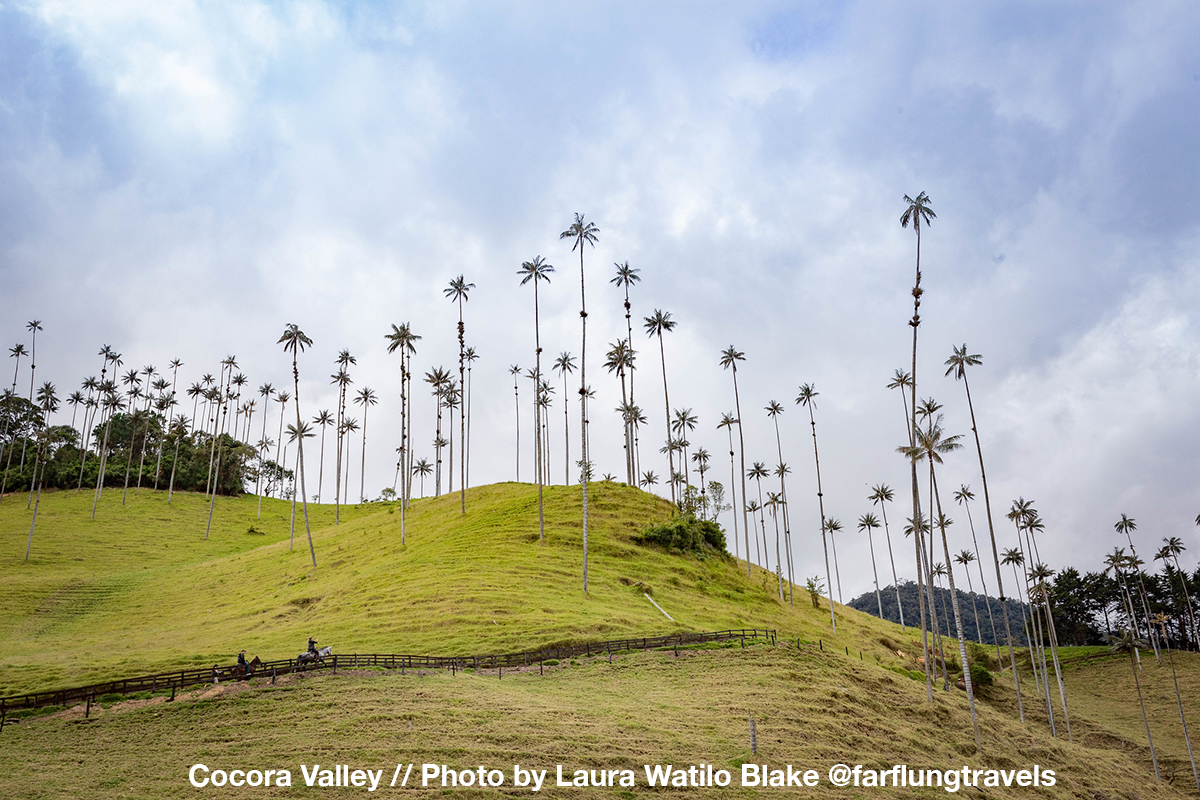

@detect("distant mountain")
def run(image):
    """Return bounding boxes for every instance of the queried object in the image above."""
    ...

[849,580,1030,647]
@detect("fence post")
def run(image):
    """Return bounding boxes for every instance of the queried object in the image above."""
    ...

[86,693,92,719]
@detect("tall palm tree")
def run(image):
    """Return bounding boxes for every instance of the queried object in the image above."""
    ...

[859,513,884,618]
[869,484,905,629]
[1115,514,1160,660]
[561,212,600,593]
[612,261,641,471]
[464,345,477,490]
[279,323,317,567]
[553,353,576,485]
[444,275,474,513]
[341,416,360,502]
[954,484,1001,661]
[796,383,836,630]
[333,350,356,520]
[1109,628,1160,781]
[765,401,794,605]
[385,322,420,542]
[901,191,937,704]
[720,347,752,582]
[748,461,770,569]
[718,412,743,564]
[425,367,451,495]
[274,390,291,498]
[645,310,677,503]
[900,413,983,753]
[413,458,432,498]
[154,358,183,488]
[1161,536,1197,644]
[204,361,236,539]
[255,383,274,518]
[954,550,984,642]
[825,517,845,603]
[286,421,315,545]
[167,414,187,504]
[519,255,555,540]
[353,387,378,503]
[672,407,698,494]
[1,342,28,497]
[945,344,1024,717]
[766,491,785,599]
[605,340,637,484]
[509,364,521,481]
[18,320,42,473]
[313,410,333,503]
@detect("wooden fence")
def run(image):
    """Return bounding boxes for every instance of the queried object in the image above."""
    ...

[0,628,775,717]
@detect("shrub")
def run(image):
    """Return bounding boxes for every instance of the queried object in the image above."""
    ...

[970,663,993,689]
[635,516,726,555]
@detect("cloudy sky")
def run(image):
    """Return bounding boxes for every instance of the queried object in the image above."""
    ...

[2,1,1198,598]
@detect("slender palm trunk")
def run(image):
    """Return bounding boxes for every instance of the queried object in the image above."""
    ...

[769,418,795,606]
[962,498,1001,661]
[878,502,905,629]
[960,373,1024,720]
[534,282,545,541]
[256,398,271,519]
[293,355,316,567]
[168,430,181,503]
[318,424,327,503]
[724,426,741,564]
[868,528,884,618]
[579,246,590,593]
[204,399,230,540]
[400,350,407,544]
[931,474,982,753]
[805,403,836,631]
[562,372,569,485]
[91,408,116,519]
[1129,648,1161,780]
[513,376,520,482]
[657,334,674,504]
[359,404,368,503]
[457,303,466,514]
[466,361,473,492]
[1161,626,1200,791]
[907,230,934,702]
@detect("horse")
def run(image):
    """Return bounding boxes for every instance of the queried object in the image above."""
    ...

[297,645,333,665]
[230,656,262,680]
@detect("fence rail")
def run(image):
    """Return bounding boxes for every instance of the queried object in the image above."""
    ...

[0,628,775,716]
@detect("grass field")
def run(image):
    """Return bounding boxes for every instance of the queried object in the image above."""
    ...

[1,482,1198,797]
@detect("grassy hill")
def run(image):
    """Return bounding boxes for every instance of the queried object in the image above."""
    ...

[1,483,1198,798]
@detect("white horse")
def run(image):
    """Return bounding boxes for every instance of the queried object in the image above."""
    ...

[297,645,332,665]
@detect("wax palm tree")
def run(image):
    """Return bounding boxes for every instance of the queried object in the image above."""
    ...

[954,484,1001,661]
[1115,514,1160,660]
[273,390,291,497]
[693,448,711,516]
[645,310,677,502]
[945,346,1024,716]
[765,400,795,605]
[332,351,355,518]
[313,410,333,503]
[900,413,982,753]
[717,412,743,565]
[1161,536,1197,644]
[886,369,913,435]
[1,343,28,497]
[672,407,698,494]
[765,491,786,598]
[796,383,836,629]
[385,322,420,540]
[353,387,377,503]
[640,470,658,488]
[825,517,845,604]
[605,339,637,484]
[1108,628,1160,780]
[464,345,477,490]
[720,346,753,580]
[561,213,600,593]
[254,383,274,517]
[519,255,554,538]
[553,353,576,485]
[341,417,360,502]
[286,421,315,545]
[509,364,521,481]
[166,414,188,503]
[413,458,432,498]
[748,461,770,569]
[204,362,237,539]
[869,484,905,629]
[17,320,42,474]
[859,513,884,618]
[900,191,937,704]
[280,323,317,567]
[954,550,984,641]
[90,381,122,518]
[612,261,641,470]
[444,275,474,512]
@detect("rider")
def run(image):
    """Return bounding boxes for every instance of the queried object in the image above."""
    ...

[237,650,248,671]
[308,636,318,655]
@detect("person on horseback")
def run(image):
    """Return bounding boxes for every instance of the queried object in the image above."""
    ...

[237,650,248,670]
[308,636,318,655]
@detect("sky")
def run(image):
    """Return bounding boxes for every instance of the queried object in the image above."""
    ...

[2,1,1199,600]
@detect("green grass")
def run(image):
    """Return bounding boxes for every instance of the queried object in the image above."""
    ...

[2,481,1197,798]
[0,481,921,696]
